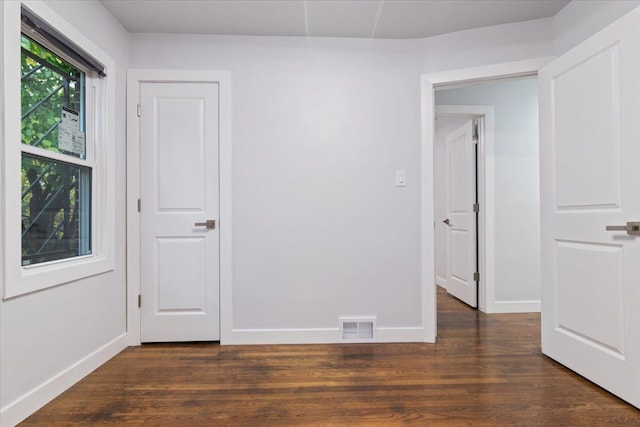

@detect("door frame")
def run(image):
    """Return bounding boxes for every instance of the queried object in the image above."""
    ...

[126,69,232,346]
[434,108,491,311]
[420,57,552,340]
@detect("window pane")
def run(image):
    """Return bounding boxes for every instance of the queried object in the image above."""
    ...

[22,154,91,266]
[21,34,86,159]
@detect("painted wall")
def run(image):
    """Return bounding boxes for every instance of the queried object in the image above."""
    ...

[553,0,640,55]
[435,77,540,306]
[434,116,470,288]
[128,16,554,340]
[422,18,553,73]
[130,34,425,335]
[0,1,129,425]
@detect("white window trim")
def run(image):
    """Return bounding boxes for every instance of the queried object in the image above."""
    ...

[2,0,115,299]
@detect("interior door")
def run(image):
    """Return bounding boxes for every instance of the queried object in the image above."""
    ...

[444,119,477,307]
[539,7,640,407]
[140,81,220,342]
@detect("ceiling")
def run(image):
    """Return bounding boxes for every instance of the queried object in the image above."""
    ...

[100,0,570,39]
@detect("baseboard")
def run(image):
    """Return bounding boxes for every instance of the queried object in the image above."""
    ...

[376,327,424,342]
[486,300,541,313]
[0,332,128,427]
[435,275,447,289]
[224,327,426,345]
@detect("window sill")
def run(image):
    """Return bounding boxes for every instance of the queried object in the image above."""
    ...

[3,253,114,299]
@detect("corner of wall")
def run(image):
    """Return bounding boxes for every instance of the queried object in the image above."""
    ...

[0,333,128,426]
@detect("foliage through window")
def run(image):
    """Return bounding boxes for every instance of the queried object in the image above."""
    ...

[21,33,91,266]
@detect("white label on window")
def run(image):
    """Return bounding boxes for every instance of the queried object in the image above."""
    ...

[59,126,85,156]
[59,108,85,156]
[61,107,80,130]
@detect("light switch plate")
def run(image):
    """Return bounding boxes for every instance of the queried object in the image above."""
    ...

[395,170,406,187]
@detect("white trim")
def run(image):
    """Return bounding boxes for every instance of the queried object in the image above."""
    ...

[0,333,128,427]
[376,327,424,343]
[435,105,494,313]
[426,57,555,88]
[420,76,436,343]
[421,57,553,335]
[2,0,116,298]
[126,69,232,346]
[225,327,424,345]
[491,301,541,313]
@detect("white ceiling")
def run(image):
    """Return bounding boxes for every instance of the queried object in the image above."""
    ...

[100,0,570,39]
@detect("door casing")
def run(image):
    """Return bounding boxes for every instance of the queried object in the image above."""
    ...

[420,57,554,341]
[126,69,232,346]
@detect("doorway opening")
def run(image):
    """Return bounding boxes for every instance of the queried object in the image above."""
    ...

[434,112,482,309]
[432,75,541,316]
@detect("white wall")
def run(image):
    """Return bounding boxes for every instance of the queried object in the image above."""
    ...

[127,12,556,341]
[553,0,640,55]
[434,116,469,288]
[130,35,425,338]
[422,18,553,73]
[0,1,129,425]
[435,77,541,308]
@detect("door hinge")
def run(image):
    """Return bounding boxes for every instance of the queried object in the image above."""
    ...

[472,119,480,144]
[138,294,141,308]
[137,199,141,212]
[472,119,479,144]
[137,103,141,117]
[473,272,480,282]
[473,203,479,213]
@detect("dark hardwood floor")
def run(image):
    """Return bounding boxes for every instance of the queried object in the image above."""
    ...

[21,287,640,426]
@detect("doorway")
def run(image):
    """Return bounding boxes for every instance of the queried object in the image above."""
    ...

[420,59,549,342]
[434,113,481,308]
[430,73,542,318]
[126,69,233,345]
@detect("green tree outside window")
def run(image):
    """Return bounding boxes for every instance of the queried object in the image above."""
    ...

[21,34,91,266]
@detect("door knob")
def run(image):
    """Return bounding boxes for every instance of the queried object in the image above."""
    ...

[194,219,216,229]
[606,221,639,236]
[443,218,450,226]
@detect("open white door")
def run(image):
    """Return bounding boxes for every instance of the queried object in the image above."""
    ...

[139,81,220,342]
[539,8,640,407]
[444,120,477,307]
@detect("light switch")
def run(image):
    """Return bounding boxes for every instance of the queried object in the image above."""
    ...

[395,170,407,187]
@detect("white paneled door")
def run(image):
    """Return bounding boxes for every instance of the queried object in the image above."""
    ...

[444,120,477,307]
[140,82,220,342]
[539,8,640,407]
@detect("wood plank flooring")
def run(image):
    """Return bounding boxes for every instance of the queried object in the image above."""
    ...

[20,287,640,425]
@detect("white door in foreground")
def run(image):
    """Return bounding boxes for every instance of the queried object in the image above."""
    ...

[444,120,477,307]
[539,8,640,408]
[139,82,220,342]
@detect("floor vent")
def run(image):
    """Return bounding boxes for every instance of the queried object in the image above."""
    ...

[340,317,376,341]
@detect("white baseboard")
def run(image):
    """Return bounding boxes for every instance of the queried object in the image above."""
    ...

[0,333,128,427]
[435,275,447,289]
[376,327,424,342]
[224,327,426,345]
[486,300,541,313]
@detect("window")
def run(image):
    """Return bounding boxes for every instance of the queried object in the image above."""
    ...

[2,2,115,298]
[21,33,92,266]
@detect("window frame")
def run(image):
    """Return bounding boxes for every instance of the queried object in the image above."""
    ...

[2,0,115,298]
